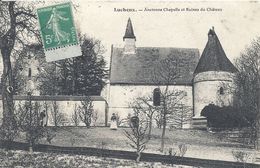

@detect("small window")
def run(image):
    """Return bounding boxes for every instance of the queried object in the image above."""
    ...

[219,87,224,95]
[28,68,32,78]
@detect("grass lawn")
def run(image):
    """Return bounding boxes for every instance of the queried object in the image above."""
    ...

[0,149,195,168]
[26,127,257,163]
[42,127,238,148]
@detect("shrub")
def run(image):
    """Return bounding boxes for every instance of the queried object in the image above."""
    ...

[201,104,249,129]
[232,150,249,163]
[178,144,187,157]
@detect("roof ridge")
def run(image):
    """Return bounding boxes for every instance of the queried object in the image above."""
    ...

[112,46,199,50]
[137,46,199,50]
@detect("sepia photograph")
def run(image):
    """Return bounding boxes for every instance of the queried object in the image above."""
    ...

[0,0,260,167]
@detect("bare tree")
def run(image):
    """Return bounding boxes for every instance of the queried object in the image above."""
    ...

[71,104,80,126]
[159,90,186,151]
[154,111,163,129]
[78,96,94,127]
[91,110,98,127]
[0,1,39,130]
[42,101,49,126]
[116,112,131,126]
[234,37,260,149]
[50,101,64,127]
[130,96,158,139]
[124,117,149,162]
[151,55,187,152]
[15,96,46,152]
[168,104,192,129]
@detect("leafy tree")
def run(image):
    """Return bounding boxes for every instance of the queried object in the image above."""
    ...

[38,35,107,96]
[0,1,39,138]
[38,61,60,95]
[234,37,260,149]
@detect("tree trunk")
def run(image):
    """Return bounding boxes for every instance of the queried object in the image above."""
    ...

[72,58,76,95]
[29,139,33,153]
[1,46,16,128]
[160,110,167,152]
[160,86,169,152]
[148,117,152,139]
[44,102,48,126]
[136,137,141,162]
[136,151,141,163]
[256,77,260,150]
[0,2,16,129]
[53,101,58,127]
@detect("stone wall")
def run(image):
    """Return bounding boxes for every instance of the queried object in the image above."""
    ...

[193,71,236,118]
[0,95,107,126]
[105,84,193,128]
[123,38,136,54]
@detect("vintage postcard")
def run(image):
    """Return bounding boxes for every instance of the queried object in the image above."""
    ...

[0,0,259,167]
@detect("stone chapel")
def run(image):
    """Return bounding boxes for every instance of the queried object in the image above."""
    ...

[103,18,237,128]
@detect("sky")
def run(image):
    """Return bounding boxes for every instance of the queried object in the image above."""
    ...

[64,0,260,65]
[2,0,260,67]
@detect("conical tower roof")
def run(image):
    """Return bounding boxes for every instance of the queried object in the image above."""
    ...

[194,28,238,75]
[123,18,136,40]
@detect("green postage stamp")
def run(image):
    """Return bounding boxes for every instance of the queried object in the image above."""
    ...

[37,3,81,62]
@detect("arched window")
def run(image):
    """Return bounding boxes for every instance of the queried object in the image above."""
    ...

[219,87,224,95]
[153,88,161,106]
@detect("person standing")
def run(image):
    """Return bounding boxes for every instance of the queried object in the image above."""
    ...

[110,113,118,130]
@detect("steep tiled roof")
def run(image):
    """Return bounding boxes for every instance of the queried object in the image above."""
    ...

[123,18,136,40]
[194,28,238,74]
[110,47,200,85]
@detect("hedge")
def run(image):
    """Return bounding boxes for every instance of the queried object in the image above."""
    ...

[201,104,249,128]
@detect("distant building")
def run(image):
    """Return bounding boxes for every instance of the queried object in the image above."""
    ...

[103,18,237,128]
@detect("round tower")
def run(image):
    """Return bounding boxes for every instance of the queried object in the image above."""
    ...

[193,28,238,118]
